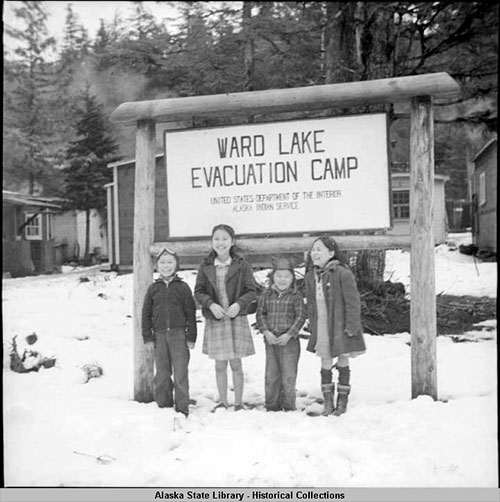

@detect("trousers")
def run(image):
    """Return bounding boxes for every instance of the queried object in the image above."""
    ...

[264,337,300,411]
[153,328,190,415]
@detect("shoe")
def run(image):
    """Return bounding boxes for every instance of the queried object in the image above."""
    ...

[211,403,228,413]
[234,404,246,411]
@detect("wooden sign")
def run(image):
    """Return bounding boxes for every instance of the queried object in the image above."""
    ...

[112,73,461,403]
[164,113,391,238]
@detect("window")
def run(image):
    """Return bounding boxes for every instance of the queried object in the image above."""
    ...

[392,190,410,219]
[24,213,42,240]
[478,172,486,206]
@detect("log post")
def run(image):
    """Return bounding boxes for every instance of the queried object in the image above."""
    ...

[133,120,156,402]
[410,95,437,400]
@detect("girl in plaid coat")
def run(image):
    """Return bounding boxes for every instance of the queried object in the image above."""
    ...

[194,224,257,411]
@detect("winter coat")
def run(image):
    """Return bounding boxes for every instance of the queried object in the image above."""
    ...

[256,285,306,339]
[142,276,197,343]
[194,255,257,320]
[304,260,366,357]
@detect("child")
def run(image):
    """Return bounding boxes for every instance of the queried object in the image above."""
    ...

[142,248,197,417]
[194,224,256,411]
[256,257,306,411]
[305,237,366,416]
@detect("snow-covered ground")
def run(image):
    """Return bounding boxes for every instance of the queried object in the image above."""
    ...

[2,233,497,487]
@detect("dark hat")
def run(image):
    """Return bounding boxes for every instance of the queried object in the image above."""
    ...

[156,247,180,272]
[272,256,295,273]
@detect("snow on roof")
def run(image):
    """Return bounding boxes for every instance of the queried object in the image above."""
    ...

[2,190,63,209]
[107,153,164,168]
[472,137,497,162]
[390,172,450,182]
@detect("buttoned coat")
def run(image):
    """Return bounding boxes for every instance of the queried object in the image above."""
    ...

[194,255,257,320]
[304,260,366,357]
[141,276,197,343]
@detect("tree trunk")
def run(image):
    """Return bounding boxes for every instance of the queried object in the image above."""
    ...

[29,172,35,195]
[324,1,387,286]
[324,2,359,84]
[345,249,387,289]
[242,1,255,92]
[84,208,91,265]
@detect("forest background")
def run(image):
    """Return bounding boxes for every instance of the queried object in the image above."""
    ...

[3,1,498,215]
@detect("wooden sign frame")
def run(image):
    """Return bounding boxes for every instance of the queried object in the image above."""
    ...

[162,112,392,239]
[111,72,460,403]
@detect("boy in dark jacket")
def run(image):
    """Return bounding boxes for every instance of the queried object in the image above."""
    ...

[142,248,197,416]
[256,257,306,411]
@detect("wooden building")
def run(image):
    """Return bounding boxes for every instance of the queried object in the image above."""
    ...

[106,154,172,270]
[471,137,497,255]
[2,190,62,277]
[388,172,449,244]
[51,209,109,263]
[106,154,449,270]
[3,190,109,277]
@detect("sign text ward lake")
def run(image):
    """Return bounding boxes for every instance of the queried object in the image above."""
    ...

[164,113,390,238]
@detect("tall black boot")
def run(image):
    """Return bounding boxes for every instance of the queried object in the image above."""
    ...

[333,366,350,416]
[320,369,335,415]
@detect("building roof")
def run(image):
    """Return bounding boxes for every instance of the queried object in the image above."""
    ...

[390,172,450,182]
[472,137,497,162]
[2,190,63,209]
[107,153,164,168]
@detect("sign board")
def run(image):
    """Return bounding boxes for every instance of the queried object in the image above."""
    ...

[164,113,390,238]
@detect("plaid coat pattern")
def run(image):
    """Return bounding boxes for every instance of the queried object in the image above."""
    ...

[256,285,306,338]
[202,264,255,360]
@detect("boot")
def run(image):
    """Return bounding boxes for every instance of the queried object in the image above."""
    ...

[321,383,335,416]
[320,368,335,415]
[333,366,350,416]
[333,384,350,416]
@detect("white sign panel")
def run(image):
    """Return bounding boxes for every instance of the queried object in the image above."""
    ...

[165,113,390,238]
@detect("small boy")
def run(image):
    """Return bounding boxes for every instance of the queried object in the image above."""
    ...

[256,257,306,411]
[142,248,197,416]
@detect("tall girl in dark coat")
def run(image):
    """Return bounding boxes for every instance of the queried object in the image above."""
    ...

[194,224,257,411]
[305,237,366,416]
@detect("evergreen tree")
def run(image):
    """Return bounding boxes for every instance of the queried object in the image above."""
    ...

[94,19,110,54]
[93,3,169,80]
[61,3,90,68]
[317,1,498,285]
[53,4,92,154]
[3,0,58,194]
[63,86,120,263]
[128,1,161,41]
